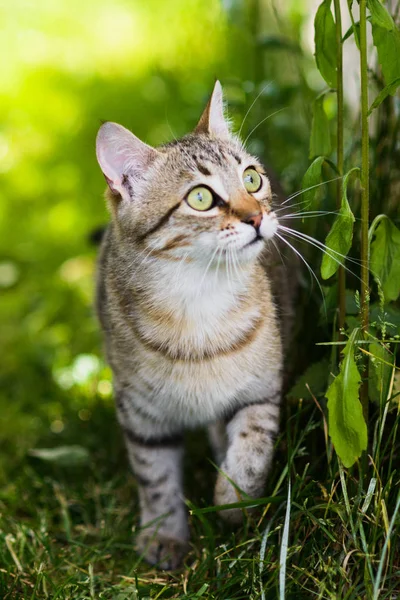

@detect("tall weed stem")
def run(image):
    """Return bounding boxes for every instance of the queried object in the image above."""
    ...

[359,0,370,423]
[333,0,345,339]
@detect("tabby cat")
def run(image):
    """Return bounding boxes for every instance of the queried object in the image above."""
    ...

[95,81,293,569]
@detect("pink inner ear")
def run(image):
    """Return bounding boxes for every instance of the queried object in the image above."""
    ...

[103,174,120,196]
[96,122,158,195]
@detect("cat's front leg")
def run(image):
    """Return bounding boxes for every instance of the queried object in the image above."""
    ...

[123,429,189,568]
[214,398,280,523]
[117,391,188,569]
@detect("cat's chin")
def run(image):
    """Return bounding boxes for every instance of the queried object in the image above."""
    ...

[238,236,266,260]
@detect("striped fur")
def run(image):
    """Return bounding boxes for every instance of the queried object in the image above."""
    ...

[95,82,294,568]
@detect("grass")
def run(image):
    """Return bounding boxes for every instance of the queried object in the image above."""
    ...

[1,378,399,599]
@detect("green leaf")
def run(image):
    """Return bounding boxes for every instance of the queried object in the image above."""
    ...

[287,357,330,399]
[367,0,395,31]
[342,21,360,47]
[369,341,393,404]
[368,78,400,115]
[320,168,358,280]
[326,330,367,468]
[370,216,400,302]
[371,24,400,86]
[301,156,325,209]
[314,0,337,88]
[29,445,90,466]
[309,97,331,159]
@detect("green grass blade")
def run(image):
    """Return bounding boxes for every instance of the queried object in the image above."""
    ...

[373,492,400,599]
[279,480,292,600]
[189,496,284,514]
[259,503,285,600]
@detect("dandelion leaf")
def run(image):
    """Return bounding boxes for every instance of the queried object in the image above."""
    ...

[326,334,367,467]
[320,169,357,280]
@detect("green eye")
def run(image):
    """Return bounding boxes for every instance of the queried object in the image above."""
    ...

[186,186,214,211]
[243,168,262,193]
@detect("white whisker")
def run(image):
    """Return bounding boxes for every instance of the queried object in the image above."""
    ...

[226,248,239,308]
[271,239,286,266]
[282,210,341,219]
[243,108,288,146]
[279,225,363,271]
[227,248,234,289]
[175,250,190,282]
[278,228,362,286]
[238,81,274,138]
[274,198,310,214]
[214,247,223,283]
[224,249,231,292]
[197,245,220,295]
[275,232,326,314]
[130,245,158,278]
[236,247,247,281]
[280,176,342,206]
[231,246,245,288]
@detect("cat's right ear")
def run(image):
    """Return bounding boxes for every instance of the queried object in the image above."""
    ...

[194,81,231,139]
[96,122,159,200]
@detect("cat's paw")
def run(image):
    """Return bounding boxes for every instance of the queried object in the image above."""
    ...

[135,531,189,570]
[214,473,261,524]
[214,473,245,524]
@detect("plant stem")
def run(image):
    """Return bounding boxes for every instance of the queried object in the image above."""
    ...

[359,0,370,424]
[250,0,262,87]
[333,0,345,340]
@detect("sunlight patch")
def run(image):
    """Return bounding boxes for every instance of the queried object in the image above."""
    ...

[53,353,101,390]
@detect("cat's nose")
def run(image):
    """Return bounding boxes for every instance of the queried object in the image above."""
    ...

[243,212,262,231]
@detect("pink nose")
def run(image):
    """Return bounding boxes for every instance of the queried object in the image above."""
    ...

[244,212,262,230]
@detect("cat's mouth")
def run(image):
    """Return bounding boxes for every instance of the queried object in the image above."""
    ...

[243,235,264,249]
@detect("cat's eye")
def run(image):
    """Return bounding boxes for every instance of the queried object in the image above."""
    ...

[243,168,262,193]
[186,186,214,211]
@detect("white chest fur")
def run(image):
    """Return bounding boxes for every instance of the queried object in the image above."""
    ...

[120,259,282,426]
[136,260,260,353]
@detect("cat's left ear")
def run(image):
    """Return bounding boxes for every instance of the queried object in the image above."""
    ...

[96,122,160,200]
[194,80,231,139]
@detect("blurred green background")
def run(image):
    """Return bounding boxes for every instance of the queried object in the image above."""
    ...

[0,0,319,483]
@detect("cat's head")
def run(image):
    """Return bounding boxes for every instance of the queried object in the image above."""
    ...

[96,81,278,265]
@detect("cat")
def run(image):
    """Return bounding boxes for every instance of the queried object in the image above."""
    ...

[95,81,293,569]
